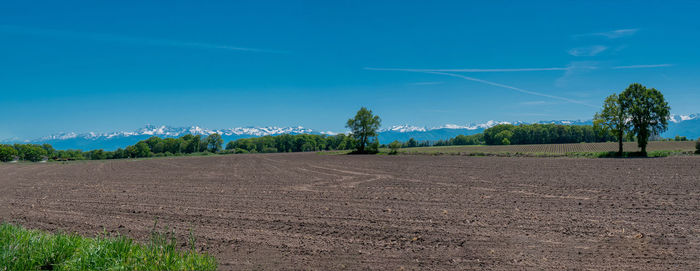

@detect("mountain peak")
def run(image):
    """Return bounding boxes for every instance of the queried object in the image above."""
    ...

[670,113,699,123]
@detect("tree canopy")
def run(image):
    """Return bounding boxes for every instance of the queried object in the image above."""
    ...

[346,107,381,154]
[0,145,18,162]
[594,93,629,155]
[206,133,224,153]
[619,83,671,154]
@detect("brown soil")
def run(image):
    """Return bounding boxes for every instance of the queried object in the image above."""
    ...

[1,154,699,270]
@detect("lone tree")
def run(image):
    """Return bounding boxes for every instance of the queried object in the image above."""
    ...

[206,133,224,153]
[346,107,381,154]
[594,93,629,156]
[619,83,670,155]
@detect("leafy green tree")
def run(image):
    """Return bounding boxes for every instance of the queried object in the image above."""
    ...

[0,145,18,162]
[494,130,513,145]
[127,142,151,158]
[388,140,401,154]
[41,144,56,157]
[406,138,417,148]
[179,134,195,153]
[206,133,224,153]
[143,136,163,152]
[346,107,381,154]
[593,93,629,156]
[112,148,127,159]
[197,135,208,152]
[225,141,236,150]
[88,149,107,160]
[18,145,47,162]
[162,138,182,153]
[620,83,671,154]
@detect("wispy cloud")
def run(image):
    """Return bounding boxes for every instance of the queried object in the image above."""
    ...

[612,64,674,69]
[367,66,600,107]
[367,63,672,103]
[367,62,671,76]
[420,71,597,108]
[568,45,608,57]
[575,28,639,39]
[0,24,282,53]
[366,67,569,72]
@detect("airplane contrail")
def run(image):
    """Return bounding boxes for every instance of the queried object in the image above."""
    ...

[365,67,597,108]
[0,24,284,53]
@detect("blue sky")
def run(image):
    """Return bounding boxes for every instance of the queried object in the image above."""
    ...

[1,1,699,139]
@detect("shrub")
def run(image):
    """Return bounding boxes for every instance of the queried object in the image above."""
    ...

[366,141,380,154]
[388,140,401,155]
[501,138,511,145]
[696,138,700,154]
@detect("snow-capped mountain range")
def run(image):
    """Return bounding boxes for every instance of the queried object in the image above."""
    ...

[380,120,510,133]
[3,114,699,151]
[39,125,317,141]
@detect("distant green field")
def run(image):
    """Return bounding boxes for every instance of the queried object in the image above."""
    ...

[390,141,696,156]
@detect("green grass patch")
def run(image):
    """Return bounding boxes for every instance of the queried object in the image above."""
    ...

[0,223,217,271]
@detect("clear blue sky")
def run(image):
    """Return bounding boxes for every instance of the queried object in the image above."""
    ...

[2,1,699,139]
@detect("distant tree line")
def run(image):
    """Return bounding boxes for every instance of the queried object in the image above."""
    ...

[0,132,358,162]
[482,124,615,145]
[433,134,485,146]
[0,134,224,162]
[225,134,355,153]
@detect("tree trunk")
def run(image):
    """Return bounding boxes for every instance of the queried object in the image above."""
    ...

[358,134,366,153]
[639,128,648,156]
[618,133,623,156]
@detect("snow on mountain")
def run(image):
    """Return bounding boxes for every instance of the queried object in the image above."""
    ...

[223,126,314,136]
[669,114,699,123]
[36,125,316,141]
[40,132,79,141]
[381,125,427,133]
[432,120,511,130]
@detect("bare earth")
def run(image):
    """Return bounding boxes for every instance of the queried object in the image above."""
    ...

[1,154,699,270]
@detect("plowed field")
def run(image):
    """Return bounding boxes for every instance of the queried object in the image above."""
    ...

[399,141,696,155]
[1,154,699,270]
